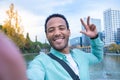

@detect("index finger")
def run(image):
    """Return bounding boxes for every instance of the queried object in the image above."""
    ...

[87,16,90,26]
[80,18,89,30]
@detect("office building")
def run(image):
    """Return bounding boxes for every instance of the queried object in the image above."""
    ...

[104,9,120,45]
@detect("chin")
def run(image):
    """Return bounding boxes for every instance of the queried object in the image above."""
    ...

[53,44,68,51]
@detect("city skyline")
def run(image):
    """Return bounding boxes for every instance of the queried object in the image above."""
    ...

[0,0,120,43]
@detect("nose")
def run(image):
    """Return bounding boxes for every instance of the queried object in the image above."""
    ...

[54,28,61,37]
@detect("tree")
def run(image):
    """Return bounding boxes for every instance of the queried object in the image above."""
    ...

[41,43,51,53]
[2,3,26,49]
[24,33,42,53]
[109,43,120,53]
[24,33,33,53]
[0,25,2,29]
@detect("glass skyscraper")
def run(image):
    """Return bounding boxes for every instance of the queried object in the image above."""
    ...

[104,9,120,45]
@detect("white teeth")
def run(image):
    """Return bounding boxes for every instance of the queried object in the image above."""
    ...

[54,37,64,41]
[55,38,62,41]
[55,38,63,42]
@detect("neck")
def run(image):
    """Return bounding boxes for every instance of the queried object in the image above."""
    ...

[58,46,70,54]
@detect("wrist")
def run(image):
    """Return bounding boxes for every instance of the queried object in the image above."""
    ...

[90,34,98,39]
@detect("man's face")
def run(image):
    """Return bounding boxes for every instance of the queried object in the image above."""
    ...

[46,17,70,51]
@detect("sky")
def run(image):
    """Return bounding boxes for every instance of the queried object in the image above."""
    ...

[0,0,120,43]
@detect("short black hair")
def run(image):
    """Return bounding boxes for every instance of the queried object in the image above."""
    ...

[44,13,69,33]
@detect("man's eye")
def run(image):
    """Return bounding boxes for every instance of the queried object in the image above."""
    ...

[59,27,65,30]
[48,28,54,33]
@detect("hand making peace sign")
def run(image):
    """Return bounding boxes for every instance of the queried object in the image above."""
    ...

[80,16,98,39]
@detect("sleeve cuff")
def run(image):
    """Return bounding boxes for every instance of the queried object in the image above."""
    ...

[90,34,99,39]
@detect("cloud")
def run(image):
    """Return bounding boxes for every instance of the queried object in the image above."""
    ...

[0,3,9,24]
[17,7,46,42]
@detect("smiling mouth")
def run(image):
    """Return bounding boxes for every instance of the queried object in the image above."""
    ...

[53,36,65,41]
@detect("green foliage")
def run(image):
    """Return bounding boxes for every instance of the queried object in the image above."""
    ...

[109,43,120,53]
[42,43,51,51]
[24,54,38,66]
[0,25,2,29]
[23,33,41,53]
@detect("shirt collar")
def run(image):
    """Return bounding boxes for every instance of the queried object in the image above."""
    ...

[50,48,74,60]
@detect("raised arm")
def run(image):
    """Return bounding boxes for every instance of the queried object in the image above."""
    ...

[80,17,104,64]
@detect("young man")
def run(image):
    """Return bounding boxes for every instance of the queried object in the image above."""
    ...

[27,14,104,80]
